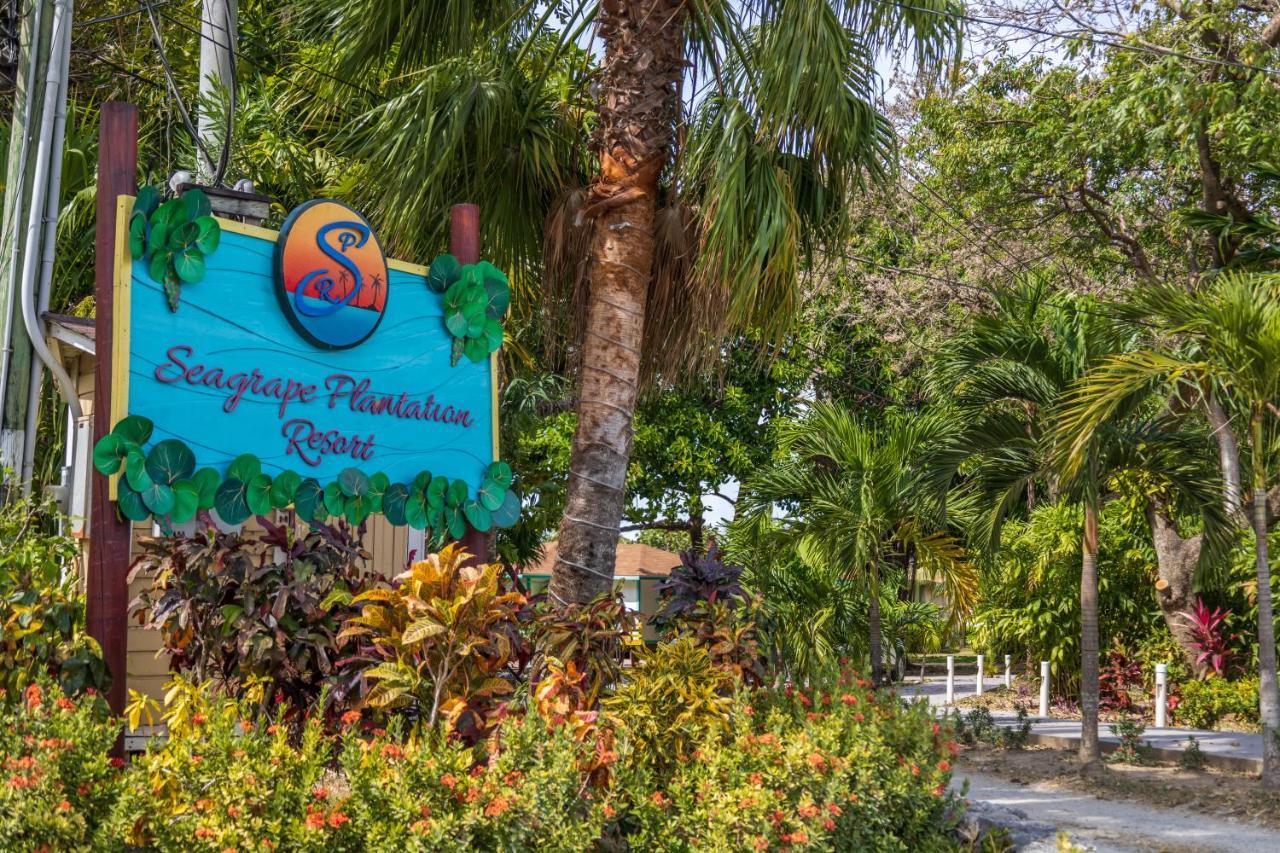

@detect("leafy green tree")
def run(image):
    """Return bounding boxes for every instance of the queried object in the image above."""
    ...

[317,0,964,607]
[739,402,975,683]
[1058,273,1280,784]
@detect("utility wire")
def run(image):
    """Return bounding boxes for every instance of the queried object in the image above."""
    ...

[140,0,220,182]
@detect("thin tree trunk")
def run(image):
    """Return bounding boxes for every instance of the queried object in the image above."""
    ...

[868,576,884,686]
[548,0,688,606]
[1206,394,1244,521]
[1080,495,1102,768]
[1251,413,1280,785]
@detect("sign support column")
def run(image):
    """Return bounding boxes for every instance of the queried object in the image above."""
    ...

[450,203,492,565]
[88,102,136,718]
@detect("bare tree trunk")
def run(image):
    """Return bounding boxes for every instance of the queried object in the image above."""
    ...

[1145,500,1206,673]
[1080,495,1102,768]
[548,0,688,606]
[1206,394,1244,521]
[1251,413,1280,785]
[868,573,884,686]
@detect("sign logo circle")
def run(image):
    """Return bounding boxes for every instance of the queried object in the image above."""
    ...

[275,199,390,350]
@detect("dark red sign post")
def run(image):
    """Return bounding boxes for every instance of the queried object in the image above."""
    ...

[450,203,492,566]
[89,102,137,719]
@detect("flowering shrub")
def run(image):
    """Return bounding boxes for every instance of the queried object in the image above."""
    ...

[0,680,122,851]
[339,711,606,851]
[611,672,959,851]
[109,679,338,851]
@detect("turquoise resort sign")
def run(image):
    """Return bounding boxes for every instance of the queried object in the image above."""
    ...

[91,188,518,539]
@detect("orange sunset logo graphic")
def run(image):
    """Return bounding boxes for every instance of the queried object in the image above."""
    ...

[274,200,389,350]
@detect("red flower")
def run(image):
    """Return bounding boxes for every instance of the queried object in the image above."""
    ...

[341,710,361,726]
[938,760,951,772]
[931,722,940,735]
[266,724,281,735]
[305,811,326,830]
[411,820,431,835]
[753,837,770,850]
[807,752,826,771]
[650,791,669,809]
[192,713,207,726]
[791,830,809,844]
[798,803,819,818]
[748,773,763,785]
[24,683,42,710]
[58,800,71,812]
[56,697,75,712]
[841,693,858,705]
[380,743,404,761]
[440,773,458,789]
[854,712,865,723]
[911,763,920,776]
[195,827,215,840]
[484,795,511,817]
[328,811,350,829]
[823,818,836,831]
[827,802,842,816]
[226,805,240,818]
[603,804,616,819]
[313,786,329,800]
[109,756,127,769]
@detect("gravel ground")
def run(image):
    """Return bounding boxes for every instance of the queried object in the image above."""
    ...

[954,769,1280,852]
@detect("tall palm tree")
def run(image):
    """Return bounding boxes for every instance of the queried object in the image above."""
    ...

[937,282,1223,767]
[312,0,964,605]
[738,402,976,683]
[1058,273,1280,785]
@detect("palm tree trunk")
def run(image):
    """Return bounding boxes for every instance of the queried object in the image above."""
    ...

[868,581,884,686]
[547,0,688,606]
[1251,414,1280,785]
[1079,495,1102,767]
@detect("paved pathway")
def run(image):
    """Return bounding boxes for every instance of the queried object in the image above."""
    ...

[954,770,1280,852]
[898,677,1264,771]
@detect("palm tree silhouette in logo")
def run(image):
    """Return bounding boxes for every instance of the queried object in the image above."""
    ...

[369,273,384,310]
[335,269,351,302]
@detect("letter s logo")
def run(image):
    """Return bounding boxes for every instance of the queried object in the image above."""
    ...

[275,200,390,350]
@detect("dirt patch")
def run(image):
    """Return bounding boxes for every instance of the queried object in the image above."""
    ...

[957,743,1280,830]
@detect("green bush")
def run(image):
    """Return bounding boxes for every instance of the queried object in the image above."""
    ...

[0,491,108,699]
[0,679,123,851]
[969,501,1160,696]
[1176,676,1260,730]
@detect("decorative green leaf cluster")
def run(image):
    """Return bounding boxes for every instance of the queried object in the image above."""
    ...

[91,416,521,536]
[91,415,215,524]
[427,254,508,365]
[128,185,221,311]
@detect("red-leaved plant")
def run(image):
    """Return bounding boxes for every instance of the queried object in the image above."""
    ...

[1178,598,1240,678]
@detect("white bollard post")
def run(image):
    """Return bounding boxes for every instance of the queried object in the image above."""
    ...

[946,655,955,704]
[1155,663,1168,728]
[1004,654,1012,689]
[976,654,985,696]
[1039,661,1050,717]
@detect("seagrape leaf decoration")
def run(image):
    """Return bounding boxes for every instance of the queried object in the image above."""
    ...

[130,185,222,312]
[92,417,522,534]
[431,255,509,365]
